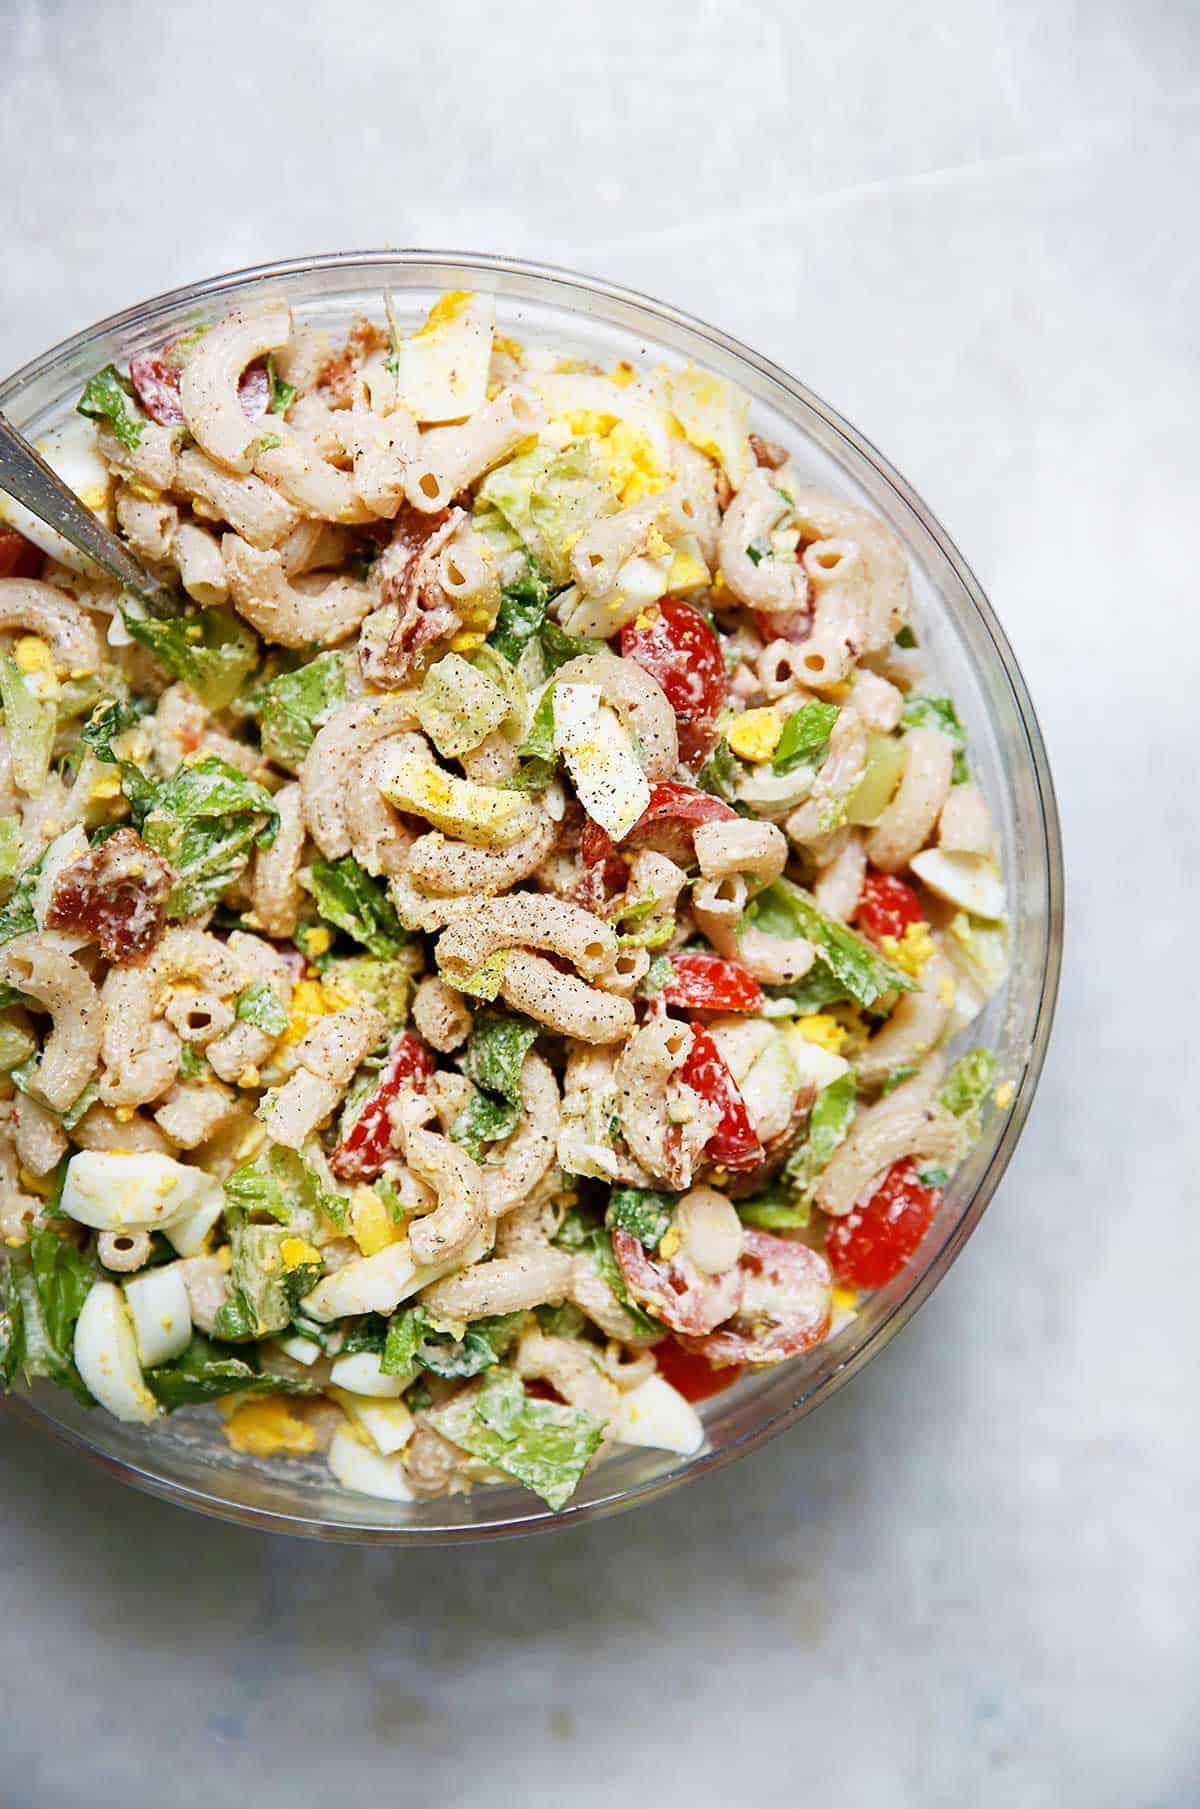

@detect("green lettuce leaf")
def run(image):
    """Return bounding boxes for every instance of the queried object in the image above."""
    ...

[477,441,616,585]
[383,1306,523,1380]
[211,1222,295,1340]
[0,815,22,885]
[2,1243,93,1405]
[139,755,278,920]
[303,855,407,958]
[416,653,510,759]
[77,363,142,452]
[449,1008,541,1159]
[940,1048,997,1118]
[772,700,840,775]
[747,880,915,1010]
[427,1368,606,1510]
[235,980,288,1038]
[605,1186,675,1250]
[123,607,260,711]
[266,354,296,416]
[256,651,347,771]
[489,568,552,665]
[145,1334,319,1411]
[30,1223,97,1355]
[316,955,414,1025]
[696,734,744,804]
[783,1071,857,1200]
[0,654,55,796]
[223,1143,345,1231]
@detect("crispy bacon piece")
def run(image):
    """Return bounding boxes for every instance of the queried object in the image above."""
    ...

[317,316,390,407]
[0,527,44,580]
[129,347,272,426]
[44,828,173,963]
[358,506,464,689]
[749,433,789,471]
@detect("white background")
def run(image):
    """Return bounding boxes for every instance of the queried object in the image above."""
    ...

[1,1,1196,1803]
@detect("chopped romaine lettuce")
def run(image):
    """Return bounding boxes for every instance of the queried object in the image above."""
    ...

[941,1048,997,1119]
[0,816,21,885]
[747,880,914,1010]
[0,854,42,948]
[489,568,552,666]
[696,735,743,804]
[783,1071,857,1200]
[427,1368,605,1510]
[382,1306,523,1380]
[302,856,408,958]
[317,955,414,1025]
[256,651,347,771]
[123,606,260,712]
[223,1143,345,1231]
[234,981,289,1038]
[266,354,296,416]
[449,1007,541,1159]
[0,1014,36,1072]
[30,1222,97,1357]
[772,701,839,775]
[476,440,616,585]
[212,1222,299,1340]
[416,653,511,758]
[0,654,55,796]
[605,1187,675,1250]
[2,1242,93,1405]
[146,1334,319,1411]
[77,363,143,452]
[138,756,278,920]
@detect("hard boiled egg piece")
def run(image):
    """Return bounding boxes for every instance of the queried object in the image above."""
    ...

[553,683,651,839]
[0,419,113,573]
[909,848,1006,921]
[300,1229,490,1324]
[162,1191,226,1258]
[60,1151,224,1233]
[123,1264,192,1367]
[329,1349,409,1398]
[327,1424,414,1500]
[328,1388,415,1456]
[614,1374,704,1456]
[73,1282,159,1423]
[396,291,495,423]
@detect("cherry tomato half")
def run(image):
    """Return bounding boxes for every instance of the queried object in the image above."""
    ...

[652,1335,741,1401]
[620,598,727,770]
[0,526,44,580]
[329,1031,435,1181]
[660,953,764,1015]
[677,1025,763,1172]
[824,1158,941,1290]
[854,869,924,945]
[612,1227,744,1336]
[681,1230,833,1367]
[581,782,737,872]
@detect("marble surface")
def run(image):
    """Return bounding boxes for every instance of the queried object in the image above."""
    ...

[2,1,1197,1803]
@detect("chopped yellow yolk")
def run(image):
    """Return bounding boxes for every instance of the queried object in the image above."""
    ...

[413,289,473,338]
[667,547,709,592]
[221,1398,315,1459]
[795,1013,848,1055]
[938,973,956,1009]
[880,920,937,978]
[348,1188,401,1257]
[727,708,783,763]
[303,925,332,959]
[280,1236,321,1272]
[643,524,672,563]
[13,635,53,676]
[18,1165,54,1197]
[607,360,637,389]
[658,1224,682,1262]
[832,1285,858,1318]
[994,1081,1014,1110]
[88,774,122,802]
[283,979,329,1046]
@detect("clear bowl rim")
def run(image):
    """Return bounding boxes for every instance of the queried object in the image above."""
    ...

[0,248,1064,1543]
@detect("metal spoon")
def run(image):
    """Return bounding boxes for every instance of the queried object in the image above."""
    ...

[0,410,177,612]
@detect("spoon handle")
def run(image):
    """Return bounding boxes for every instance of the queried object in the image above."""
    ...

[0,411,177,612]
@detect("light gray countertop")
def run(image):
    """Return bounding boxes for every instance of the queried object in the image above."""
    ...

[2,1,1196,1803]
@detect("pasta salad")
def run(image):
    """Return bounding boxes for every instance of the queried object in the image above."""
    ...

[0,291,1009,1510]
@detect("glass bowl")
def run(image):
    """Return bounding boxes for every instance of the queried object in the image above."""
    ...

[0,252,1063,1542]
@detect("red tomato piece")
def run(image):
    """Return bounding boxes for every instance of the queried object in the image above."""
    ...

[128,351,270,424]
[329,1031,435,1181]
[612,1227,744,1336]
[0,526,44,580]
[651,1335,741,1401]
[854,869,924,944]
[824,1158,941,1290]
[620,598,727,769]
[678,1025,763,1171]
[581,781,737,874]
[681,1231,833,1367]
[660,953,764,1014]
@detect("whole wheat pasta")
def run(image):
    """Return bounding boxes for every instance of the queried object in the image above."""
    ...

[0,937,102,1111]
[175,447,301,549]
[865,726,955,872]
[96,418,183,494]
[115,488,178,564]
[179,301,293,474]
[513,1326,619,1429]
[815,1094,962,1218]
[615,1018,719,1189]
[12,1090,68,1176]
[343,744,414,880]
[0,578,104,673]
[301,694,421,859]
[222,534,374,648]
[718,468,810,614]
[436,893,620,985]
[855,950,955,1090]
[153,1079,242,1150]
[404,387,544,513]
[938,783,994,857]
[419,1247,574,1321]
[812,829,868,922]
[72,1103,175,1155]
[477,1053,559,1219]
[172,520,228,607]
[411,976,473,1053]
[693,817,787,892]
[406,809,556,898]
[248,780,306,939]
[403,1125,487,1266]
[551,652,678,780]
